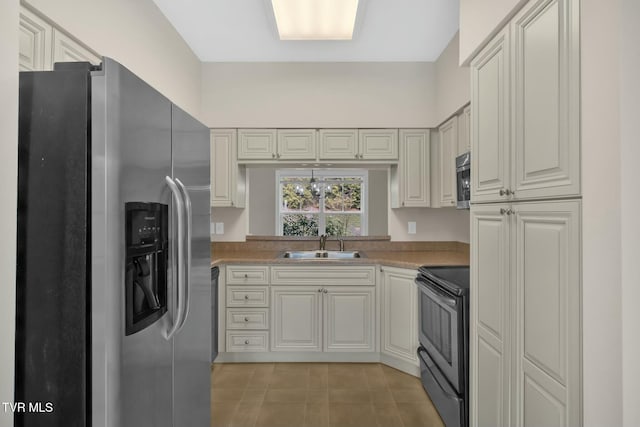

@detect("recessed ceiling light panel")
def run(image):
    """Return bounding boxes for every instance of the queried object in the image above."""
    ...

[271,0,359,40]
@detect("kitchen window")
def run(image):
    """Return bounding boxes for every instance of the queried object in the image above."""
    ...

[276,169,368,237]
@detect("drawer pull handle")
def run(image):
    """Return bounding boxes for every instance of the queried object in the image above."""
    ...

[244,317,249,322]
[244,274,248,278]
[244,295,249,300]
[244,340,249,345]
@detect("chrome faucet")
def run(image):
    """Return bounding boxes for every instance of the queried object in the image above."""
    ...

[319,234,327,251]
[339,239,345,252]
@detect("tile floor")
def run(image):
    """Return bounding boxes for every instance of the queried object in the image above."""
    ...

[211,362,444,427]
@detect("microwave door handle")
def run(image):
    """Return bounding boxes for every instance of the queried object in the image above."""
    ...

[175,178,192,332]
[417,347,460,400]
[164,176,185,340]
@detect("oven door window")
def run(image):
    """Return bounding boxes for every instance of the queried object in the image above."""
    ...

[418,282,462,393]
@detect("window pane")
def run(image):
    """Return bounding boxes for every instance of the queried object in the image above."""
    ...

[342,182,362,211]
[324,182,344,212]
[281,183,319,212]
[282,214,319,236]
[326,214,362,237]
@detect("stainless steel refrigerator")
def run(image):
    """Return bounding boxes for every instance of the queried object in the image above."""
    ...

[15,58,211,427]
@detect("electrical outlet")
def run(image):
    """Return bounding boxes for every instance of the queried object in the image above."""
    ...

[215,222,224,235]
[408,221,417,234]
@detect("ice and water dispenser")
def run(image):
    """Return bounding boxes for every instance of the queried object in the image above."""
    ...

[125,202,168,335]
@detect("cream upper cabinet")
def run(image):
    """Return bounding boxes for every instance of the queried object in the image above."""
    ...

[52,29,100,65]
[470,204,511,427]
[458,105,471,156]
[277,129,317,160]
[438,117,458,207]
[391,129,430,208]
[324,287,375,352]
[380,267,419,366]
[358,129,398,160]
[211,129,245,208]
[271,287,322,352]
[511,0,580,200]
[237,129,278,160]
[470,200,581,427]
[318,129,358,160]
[471,27,511,203]
[19,7,53,71]
[471,0,580,204]
[19,6,101,72]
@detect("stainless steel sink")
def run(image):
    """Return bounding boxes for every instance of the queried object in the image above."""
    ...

[281,250,363,259]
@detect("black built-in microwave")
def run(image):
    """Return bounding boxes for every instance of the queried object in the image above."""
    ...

[456,152,470,209]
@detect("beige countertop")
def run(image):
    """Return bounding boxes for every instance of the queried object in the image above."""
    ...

[211,249,469,270]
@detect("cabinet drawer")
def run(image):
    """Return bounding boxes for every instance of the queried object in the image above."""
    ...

[226,286,269,307]
[271,266,376,286]
[226,308,269,330]
[226,331,269,352]
[226,265,270,285]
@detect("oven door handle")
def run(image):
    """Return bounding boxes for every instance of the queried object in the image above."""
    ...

[416,280,458,308]
[417,347,460,400]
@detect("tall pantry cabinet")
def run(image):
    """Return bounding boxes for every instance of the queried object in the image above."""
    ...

[469,0,581,426]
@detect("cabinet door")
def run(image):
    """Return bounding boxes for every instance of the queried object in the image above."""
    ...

[358,129,398,160]
[324,287,375,352]
[458,105,471,156]
[210,129,236,207]
[398,129,430,207]
[271,287,322,352]
[471,27,511,203]
[381,268,418,364]
[511,0,580,200]
[277,129,317,160]
[512,200,581,427]
[438,117,457,206]
[237,129,277,160]
[318,129,358,160]
[19,7,52,71]
[52,29,101,65]
[470,205,511,427]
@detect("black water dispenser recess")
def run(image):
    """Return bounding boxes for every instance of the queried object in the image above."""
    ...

[125,202,168,335]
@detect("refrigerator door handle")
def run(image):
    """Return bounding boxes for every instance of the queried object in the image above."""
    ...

[175,178,192,332]
[164,175,186,340]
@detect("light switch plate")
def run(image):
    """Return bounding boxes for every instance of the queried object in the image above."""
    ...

[215,222,224,235]
[408,221,417,234]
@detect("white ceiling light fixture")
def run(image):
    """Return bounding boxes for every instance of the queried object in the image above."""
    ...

[271,0,360,40]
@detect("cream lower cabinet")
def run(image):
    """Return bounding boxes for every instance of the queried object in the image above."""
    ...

[471,200,581,426]
[270,286,375,353]
[380,267,419,366]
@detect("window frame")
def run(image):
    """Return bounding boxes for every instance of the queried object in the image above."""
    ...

[275,169,368,237]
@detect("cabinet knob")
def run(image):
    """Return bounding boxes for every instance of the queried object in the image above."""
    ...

[272,153,276,158]
[244,274,248,278]
[323,288,328,294]
[244,317,249,322]
[231,201,234,206]
[244,295,249,300]
[401,202,405,207]
[500,208,507,215]
[499,189,506,196]
[359,154,364,159]
[318,288,322,292]
[244,340,249,345]
[354,154,359,159]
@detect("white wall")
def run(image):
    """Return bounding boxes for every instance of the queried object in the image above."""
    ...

[0,2,18,426]
[581,0,623,425]
[435,32,470,125]
[200,62,437,128]
[388,208,470,243]
[211,207,248,242]
[620,0,640,424]
[459,0,528,64]
[24,0,202,118]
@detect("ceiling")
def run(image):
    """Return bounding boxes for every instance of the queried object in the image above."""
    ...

[151,0,459,62]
